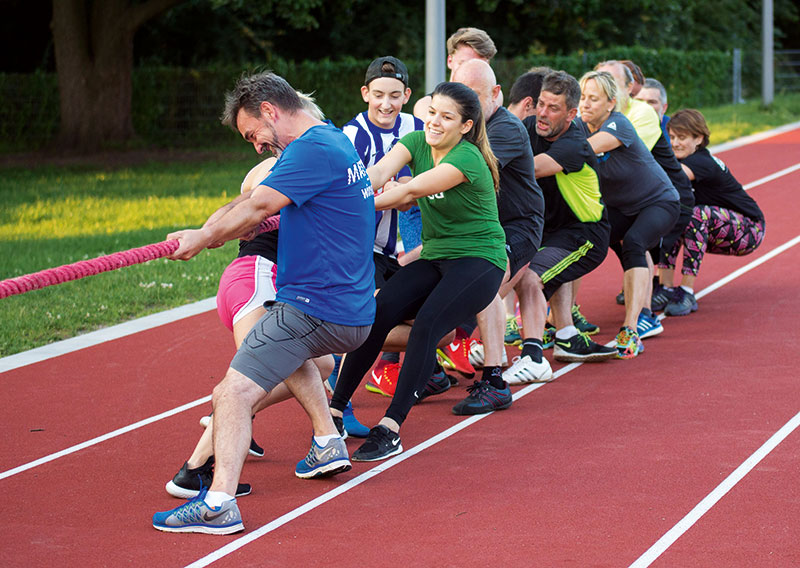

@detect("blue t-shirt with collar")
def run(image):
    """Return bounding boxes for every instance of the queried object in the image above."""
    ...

[261,121,376,326]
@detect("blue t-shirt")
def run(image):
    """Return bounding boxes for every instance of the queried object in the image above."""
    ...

[342,111,423,257]
[261,122,376,326]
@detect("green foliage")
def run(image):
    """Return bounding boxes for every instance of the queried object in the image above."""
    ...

[0,47,758,151]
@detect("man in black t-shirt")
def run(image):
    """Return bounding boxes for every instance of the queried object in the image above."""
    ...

[505,71,617,385]
[446,59,546,414]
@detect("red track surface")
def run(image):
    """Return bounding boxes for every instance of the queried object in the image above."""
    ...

[2,127,799,567]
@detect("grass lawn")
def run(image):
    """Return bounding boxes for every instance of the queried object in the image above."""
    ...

[2,93,799,357]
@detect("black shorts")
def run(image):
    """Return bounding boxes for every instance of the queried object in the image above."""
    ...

[373,252,401,289]
[530,221,610,300]
[504,217,543,277]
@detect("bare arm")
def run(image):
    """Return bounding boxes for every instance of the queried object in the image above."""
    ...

[587,131,623,154]
[534,153,564,178]
[374,164,466,211]
[168,185,291,260]
[681,163,695,180]
[366,142,413,191]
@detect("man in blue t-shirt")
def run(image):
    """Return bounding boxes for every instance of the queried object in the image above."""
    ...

[153,72,375,535]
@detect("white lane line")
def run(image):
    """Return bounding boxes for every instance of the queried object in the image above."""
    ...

[628,411,800,568]
[696,234,800,300]
[0,298,216,373]
[182,234,800,568]
[185,367,577,568]
[0,395,211,482]
[2,127,796,374]
[743,162,800,191]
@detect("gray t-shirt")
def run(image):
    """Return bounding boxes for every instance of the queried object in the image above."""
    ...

[589,111,679,216]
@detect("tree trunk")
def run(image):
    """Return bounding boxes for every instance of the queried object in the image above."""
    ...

[51,0,183,153]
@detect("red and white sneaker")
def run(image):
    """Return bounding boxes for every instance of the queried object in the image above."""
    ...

[436,338,476,377]
[365,362,400,397]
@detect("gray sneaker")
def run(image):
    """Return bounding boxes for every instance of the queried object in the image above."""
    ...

[152,489,244,535]
[295,436,352,479]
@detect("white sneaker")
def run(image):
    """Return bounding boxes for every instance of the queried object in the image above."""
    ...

[468,340,508,368]
[502,355,553,385]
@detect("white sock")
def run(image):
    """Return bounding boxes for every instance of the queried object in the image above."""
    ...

[314,434,338,447]
[680,285,694,294]
[556,325,579,340]
[203,490,234,508]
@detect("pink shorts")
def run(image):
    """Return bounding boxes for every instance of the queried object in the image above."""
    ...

[216,255,278,332]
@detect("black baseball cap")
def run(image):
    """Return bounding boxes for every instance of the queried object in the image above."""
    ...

[364,56,409,88]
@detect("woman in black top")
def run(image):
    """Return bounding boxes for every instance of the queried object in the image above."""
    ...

[664,109,765,315]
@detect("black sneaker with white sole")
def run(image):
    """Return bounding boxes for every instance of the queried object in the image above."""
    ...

[553,332,617,362]
[351,425,402,462]
[165,456,252,499]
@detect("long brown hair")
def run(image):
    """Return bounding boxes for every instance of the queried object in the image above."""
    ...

[431,81,500,190]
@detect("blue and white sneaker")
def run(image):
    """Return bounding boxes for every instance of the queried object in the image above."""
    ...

[153,488,243,535]
[342,401,369,437]
[325,354,342,393]
[637,308,664,340]
[295,436,351,479]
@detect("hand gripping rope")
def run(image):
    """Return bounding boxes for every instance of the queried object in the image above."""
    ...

[0,215,280,300]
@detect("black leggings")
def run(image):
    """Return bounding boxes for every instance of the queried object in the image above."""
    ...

[608,200,680,270]
[331,257,504,426]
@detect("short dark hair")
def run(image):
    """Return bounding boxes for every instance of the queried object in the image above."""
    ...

[541,70,581,110]
[508,67,552,106]
[221,71,302,131]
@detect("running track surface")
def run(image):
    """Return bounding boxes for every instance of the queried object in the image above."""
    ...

[2,125,799,567]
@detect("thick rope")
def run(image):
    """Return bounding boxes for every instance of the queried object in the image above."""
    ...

[0,215,280,300]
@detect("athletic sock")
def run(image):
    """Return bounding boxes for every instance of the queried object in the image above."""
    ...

[680,285,694,294]
[380,351,400,364]
[314,434,338,447]
[482,365,505,389]
[520,338,543,363]
[204,490,235,508]
[555,325,578,340]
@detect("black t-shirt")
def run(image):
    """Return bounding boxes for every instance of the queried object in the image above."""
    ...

[583,112,679,215]
[650,132,695,209]
[682,148,764,221]
[487,106,545,229]
[238,229,279,263]
[524,117,608,237]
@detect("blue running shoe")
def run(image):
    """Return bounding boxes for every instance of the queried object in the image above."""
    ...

[637,309,664,340]
[325,354,343,393]
[342,401,369,437]
[295,436,351,479]
[451,379,512,415]
[153,488,243,534]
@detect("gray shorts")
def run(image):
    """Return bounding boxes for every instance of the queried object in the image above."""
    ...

[230,301,371,392]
